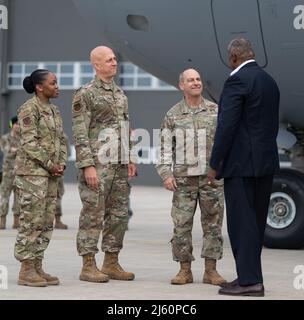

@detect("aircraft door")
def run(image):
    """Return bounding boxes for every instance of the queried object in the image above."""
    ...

[212,0,267,68]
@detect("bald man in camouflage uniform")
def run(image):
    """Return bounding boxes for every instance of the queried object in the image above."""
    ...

[72,46,137,283]
[0,116,20,229]
[156,69,226,286]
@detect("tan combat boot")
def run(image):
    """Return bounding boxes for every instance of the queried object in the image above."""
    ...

[18,260,48,287]
[79,254,109,283]
[171,262,193,285]
[101,252,135,281]
[203,258,227,285]
[0,216,6,229]
[12,215,20,229]
[34,259,60,285]
[54,216,68,229]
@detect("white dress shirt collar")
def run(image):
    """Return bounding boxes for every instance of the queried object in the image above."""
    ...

[230,59,256,76]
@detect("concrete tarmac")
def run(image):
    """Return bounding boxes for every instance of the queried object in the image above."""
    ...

[0,184,303,300]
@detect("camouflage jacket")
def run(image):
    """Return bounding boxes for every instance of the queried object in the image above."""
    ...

[155,97,218,181]
[63,132,71,158]
[14,96,67,176]
[0,131,20,174]
[72,76,133,169]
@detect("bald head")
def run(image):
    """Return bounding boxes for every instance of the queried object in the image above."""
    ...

[90,46,118,82]
[90,46,114,64]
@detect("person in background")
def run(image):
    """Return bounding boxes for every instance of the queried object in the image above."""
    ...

[0,116,20,229]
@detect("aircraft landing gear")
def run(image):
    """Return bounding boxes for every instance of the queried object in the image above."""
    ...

[265,127,304,249]
[264,169,304,249]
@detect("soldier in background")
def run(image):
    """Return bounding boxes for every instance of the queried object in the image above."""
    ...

[155,69,226,286]
[0,152,3,183]
[14,69,67,287]
[54,132,69,229]
[72,46,137,283]
[0,116,20,229]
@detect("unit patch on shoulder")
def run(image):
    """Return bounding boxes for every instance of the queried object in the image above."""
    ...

[73,102,83,113]
[23,116,32,127]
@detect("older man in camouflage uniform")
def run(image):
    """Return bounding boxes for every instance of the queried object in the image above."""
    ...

[156,69,226,285]
[0,116,20,229]
[72,46,137,283]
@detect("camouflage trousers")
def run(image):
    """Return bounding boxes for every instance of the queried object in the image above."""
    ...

[171,175,224,262]
[0,173,19,217]
[14,175,58,261]
[56,176,64,217]
[77,164,129,256]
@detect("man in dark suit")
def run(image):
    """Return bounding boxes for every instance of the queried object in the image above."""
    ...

[208,38,280,297]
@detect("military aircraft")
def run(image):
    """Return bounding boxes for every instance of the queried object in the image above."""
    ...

[73,0,304,249]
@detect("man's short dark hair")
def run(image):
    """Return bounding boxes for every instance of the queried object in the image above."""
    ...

[228,37,255,60]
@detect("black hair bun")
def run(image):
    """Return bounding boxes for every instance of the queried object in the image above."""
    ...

[23,76,35,94]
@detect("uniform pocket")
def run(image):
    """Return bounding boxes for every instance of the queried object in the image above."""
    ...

[38,116,50,138]
[78,169,100,208]
[14,175,48,199]
[97,103,114,124]
[79,184,100,208]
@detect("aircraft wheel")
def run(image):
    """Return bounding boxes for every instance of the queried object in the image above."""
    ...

[264,169,304,249]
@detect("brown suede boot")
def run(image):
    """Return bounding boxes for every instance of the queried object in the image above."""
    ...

[54,216,68,229]
[34,259,60,285]
[18,260,48,287]
[171,262,193,285]
[80,254,109,283]
[203,258,227,285]
[0,216,6,230]
[12,215,20,229]
[101,252,135,281]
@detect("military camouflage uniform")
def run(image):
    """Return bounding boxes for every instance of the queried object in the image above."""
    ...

[0,153,3,183]
[72,76,132,256]
[56,133,70,217]
[156,97,224,262]
[14,96,67,261]
[0,131,20,217]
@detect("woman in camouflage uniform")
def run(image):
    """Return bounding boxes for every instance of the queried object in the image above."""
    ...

[14,70,67,287]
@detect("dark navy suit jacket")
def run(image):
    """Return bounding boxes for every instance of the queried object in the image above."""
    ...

[210,61,280,179]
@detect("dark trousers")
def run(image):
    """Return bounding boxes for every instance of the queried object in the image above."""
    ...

[224,175,273,286]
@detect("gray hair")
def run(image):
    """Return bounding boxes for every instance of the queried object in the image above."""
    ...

[228,37,255,60]
[179,71,185,83]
